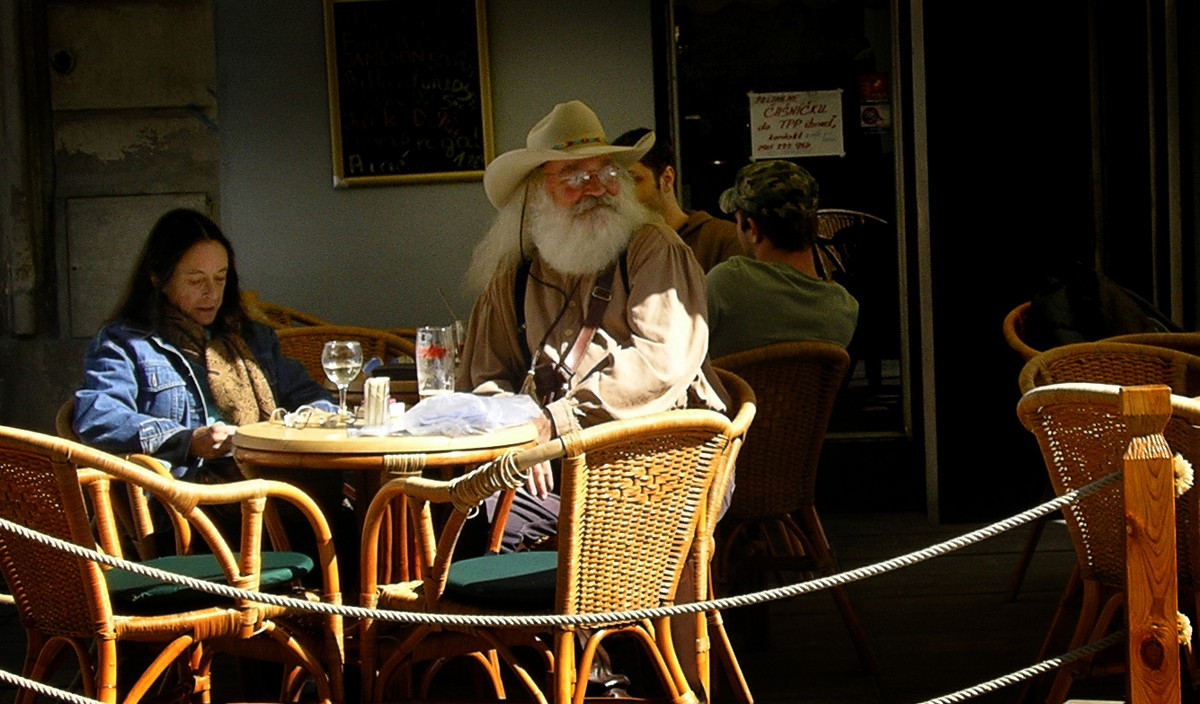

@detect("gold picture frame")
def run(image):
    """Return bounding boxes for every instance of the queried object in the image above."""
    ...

[323,0,494,187]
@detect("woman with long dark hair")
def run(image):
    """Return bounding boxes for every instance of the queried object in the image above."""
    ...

[74,208,336,481]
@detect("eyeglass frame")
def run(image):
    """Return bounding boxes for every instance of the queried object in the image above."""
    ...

[551,163,623,191]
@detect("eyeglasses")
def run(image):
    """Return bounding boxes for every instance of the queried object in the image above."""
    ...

[555,164,622,190]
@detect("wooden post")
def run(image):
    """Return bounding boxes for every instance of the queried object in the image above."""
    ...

[1121,384,1180,704]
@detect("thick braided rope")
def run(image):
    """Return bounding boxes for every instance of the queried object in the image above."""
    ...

[0,471,1138,704]
[447,450,528,514]
[0,670,104,704]
[914,630,1126,704]
[0,471,1118,628]
[0,627,1130,704]
[706,472,1121,614]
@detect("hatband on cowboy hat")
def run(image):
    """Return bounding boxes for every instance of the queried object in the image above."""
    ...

[483,100,655,208]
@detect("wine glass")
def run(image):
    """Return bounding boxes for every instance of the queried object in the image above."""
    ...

[321,340,363,416]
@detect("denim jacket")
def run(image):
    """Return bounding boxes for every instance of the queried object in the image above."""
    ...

[74,319,336,478]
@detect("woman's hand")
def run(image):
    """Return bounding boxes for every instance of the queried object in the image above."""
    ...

[190,422,237,459]
[526,411,555,499]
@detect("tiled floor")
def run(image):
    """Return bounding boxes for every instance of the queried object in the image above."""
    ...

[0,511,1139,704]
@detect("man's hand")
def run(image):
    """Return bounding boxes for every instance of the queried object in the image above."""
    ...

[190,422,237,459]
[527,411,555,499]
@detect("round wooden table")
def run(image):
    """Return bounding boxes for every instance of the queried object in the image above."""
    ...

[232,420,538,585]
[233,420,537,472]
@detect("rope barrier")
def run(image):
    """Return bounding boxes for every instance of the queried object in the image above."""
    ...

[0,471,1120,629]
[0,470,1132,704]
[0,669,102,704]
[0,617,1130,704]
[913,630,1127,704]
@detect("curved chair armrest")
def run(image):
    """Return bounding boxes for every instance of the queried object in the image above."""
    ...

[259,479,341,601]
[1003,301,1040,363]
[360,438,563,606]
[81,453,337,604]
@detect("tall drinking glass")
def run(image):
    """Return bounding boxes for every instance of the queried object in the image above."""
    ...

[321,340,363,415]
[416,325,456,397]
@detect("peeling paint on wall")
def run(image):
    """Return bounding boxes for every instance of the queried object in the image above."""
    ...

[56,113,218,163]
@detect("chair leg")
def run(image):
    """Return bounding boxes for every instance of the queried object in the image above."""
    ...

[1006,482,1057,602]
[1187,590,1200,689]
[697,567,753,704]
[1043,580,1104,704]
[1006,514,1049,602]
[1018,563,1083,704]
[793,507,880,675]
[708,608,754,704]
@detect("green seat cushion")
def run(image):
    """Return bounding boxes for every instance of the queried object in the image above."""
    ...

[106,551,313,612]
[444,551,557,609]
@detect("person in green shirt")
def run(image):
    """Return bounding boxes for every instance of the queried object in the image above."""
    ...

[706,160,859,358]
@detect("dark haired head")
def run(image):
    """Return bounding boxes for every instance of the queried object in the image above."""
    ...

[613,127,676,180]
[112,209,247,332]
[720,160,819,251]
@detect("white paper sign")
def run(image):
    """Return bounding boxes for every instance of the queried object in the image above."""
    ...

[748,89,845,159]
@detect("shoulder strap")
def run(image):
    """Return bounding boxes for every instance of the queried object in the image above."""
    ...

[561,261,617,376]
[514,250,627,374]
[619,248,629,296]
[514,257,533,367]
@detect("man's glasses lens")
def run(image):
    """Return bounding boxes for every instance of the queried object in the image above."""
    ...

[560,165,621,189]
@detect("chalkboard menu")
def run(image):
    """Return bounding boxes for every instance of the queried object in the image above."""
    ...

[323,0,494,187]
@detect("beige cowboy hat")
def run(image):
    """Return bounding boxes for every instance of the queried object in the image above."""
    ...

[483,100,656,208]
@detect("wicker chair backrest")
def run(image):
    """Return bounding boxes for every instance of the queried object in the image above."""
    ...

[1018,384,1200,589]
[713,341,850,520]
[276,324,416,382]
[555,410,731,614]
[0,433,110,638]
[1019,341,1200,395]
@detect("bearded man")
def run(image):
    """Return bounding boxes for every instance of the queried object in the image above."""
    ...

[458,99,727,517]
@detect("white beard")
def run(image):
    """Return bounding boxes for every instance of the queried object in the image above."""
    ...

[463,170,657,293]
[526,178,650,276]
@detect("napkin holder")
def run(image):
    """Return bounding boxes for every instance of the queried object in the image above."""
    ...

[363,376,391,427]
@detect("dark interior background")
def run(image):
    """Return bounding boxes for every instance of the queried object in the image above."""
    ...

[660,0,1197,522]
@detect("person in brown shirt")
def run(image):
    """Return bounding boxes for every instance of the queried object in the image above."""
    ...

[459,99,727,502]
[458,102,730,693]
[613,127,747,272]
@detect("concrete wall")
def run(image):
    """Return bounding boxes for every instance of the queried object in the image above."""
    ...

[1,0,656,434]
[214,0,657,328]
[2,0,221,434]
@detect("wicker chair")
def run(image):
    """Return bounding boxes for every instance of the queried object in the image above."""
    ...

[813,208,887,283]
[711,341,878,674]
[1019,341,1200,396]
[54,398,78,442]
[1001,301,1043,602]
[387,326,418,343]
[0,425,345,704]
[1104,331,1200,357]
[358,409,732,704]
[691,368,757,704]
[1016,382,1200,703]
[1007,341,1200,601]
[1003,301,1041,363]
[276,324,417,382]
[242,289,329,328]
[813,208,896,391]
[56,396,185,560]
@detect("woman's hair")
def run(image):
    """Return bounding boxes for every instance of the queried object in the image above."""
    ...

[112,208,248,333]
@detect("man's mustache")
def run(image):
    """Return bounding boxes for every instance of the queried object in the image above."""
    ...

[572,193,617,215]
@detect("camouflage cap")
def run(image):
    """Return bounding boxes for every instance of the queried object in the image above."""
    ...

[718,160,818,221]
